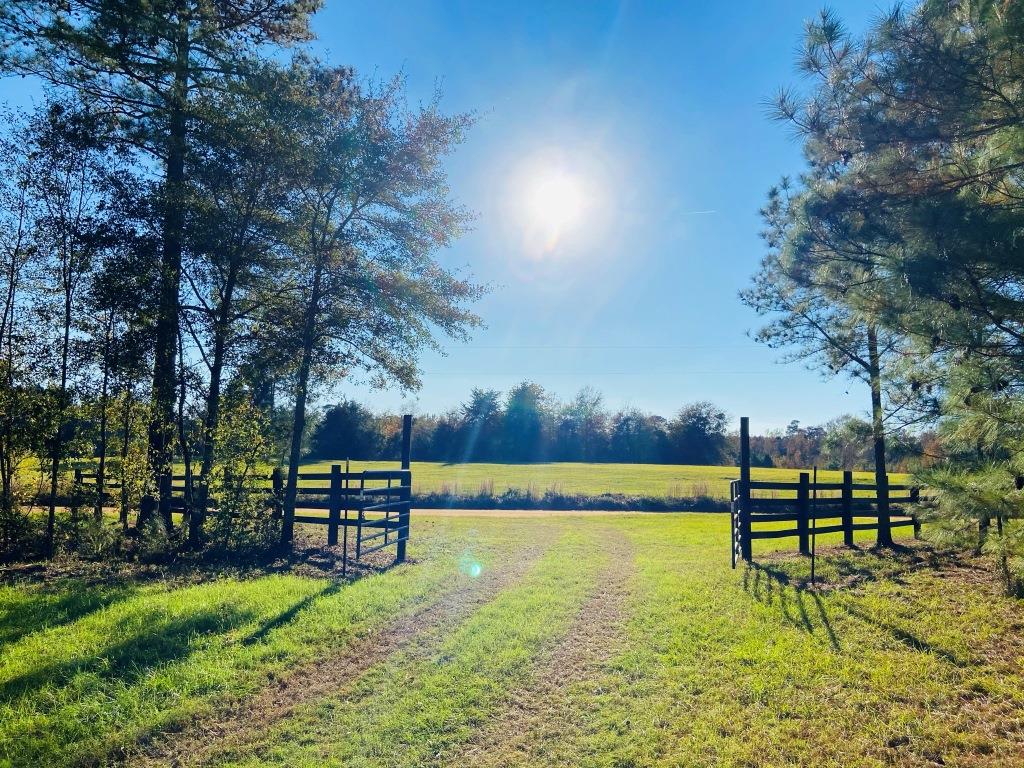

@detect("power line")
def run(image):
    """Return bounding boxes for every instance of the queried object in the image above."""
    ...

[421,370,802,376]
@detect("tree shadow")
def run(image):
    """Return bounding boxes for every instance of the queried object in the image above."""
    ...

[0,582,138,648]
[0,605,255,702]
[242,580,345,646]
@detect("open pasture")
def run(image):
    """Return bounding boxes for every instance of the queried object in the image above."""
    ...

[296,460,907,500]
[1,513,1021,767]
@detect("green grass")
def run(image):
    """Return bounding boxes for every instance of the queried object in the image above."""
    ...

[299,460,907,500]
[1,515,1020,767]
[0,518,556,766]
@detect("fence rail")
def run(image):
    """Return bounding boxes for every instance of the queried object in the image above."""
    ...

[730,417,921,568]
[75,415,416,566]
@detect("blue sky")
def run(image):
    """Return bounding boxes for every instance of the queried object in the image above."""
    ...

[0,1,886,432]
[314,1,884,429]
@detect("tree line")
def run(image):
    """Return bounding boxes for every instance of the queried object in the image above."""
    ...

[307,386,933,471]
[747,2,1024,589]
[0,0,482,557]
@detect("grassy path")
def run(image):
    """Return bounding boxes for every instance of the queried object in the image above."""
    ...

[0,518,550,766]
[130,524,560,767]
[452,525,637,767]
[545,516,1024,767]
[207,526,609,767]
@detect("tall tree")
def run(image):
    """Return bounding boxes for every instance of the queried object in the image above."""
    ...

[181,65,298,544]
[742,183,919,544]
[503,382,549,462]
[0,0,322,496]
[555,387,608,462]
[24,103,111,554]
[765,3,1024,571]
[0,114,36,533]
[458,388,503,461]
[273,67,483,545]
[665,401,729,466]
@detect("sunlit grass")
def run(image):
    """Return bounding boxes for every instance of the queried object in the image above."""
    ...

[0,517,552,766]
[215,527,606,767]
[1,514,1019,767]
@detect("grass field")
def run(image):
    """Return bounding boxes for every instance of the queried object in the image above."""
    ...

[1,514,1021,767]
[297,460,908,500]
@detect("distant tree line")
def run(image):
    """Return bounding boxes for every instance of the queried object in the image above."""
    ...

[307,384,933,471]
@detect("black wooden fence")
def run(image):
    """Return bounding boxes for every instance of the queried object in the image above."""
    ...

[730,417,920,567]
[77,414,415,564]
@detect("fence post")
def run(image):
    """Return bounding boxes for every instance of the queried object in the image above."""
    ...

[328,464,341,546]
[798,472,810,555]
[72,468,83,522]
[910,486,921,539]
[271,468,283,520]
[397,414,413,563]
[400,414,412,470]
[158,474,172,529]
[739,416,752,562]
[842,470,854,547]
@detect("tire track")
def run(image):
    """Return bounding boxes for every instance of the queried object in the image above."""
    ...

[122,535,554,768]
[448,525,636,768]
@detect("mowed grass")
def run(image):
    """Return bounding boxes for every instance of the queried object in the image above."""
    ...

[1,515,1021,767]
[298,460,908,500]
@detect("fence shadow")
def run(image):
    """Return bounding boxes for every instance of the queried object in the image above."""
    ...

[742,561,842,652]
[742,550,977,666]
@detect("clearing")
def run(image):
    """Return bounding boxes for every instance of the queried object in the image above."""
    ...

[296,460,907,499]
[1,513,1021,767]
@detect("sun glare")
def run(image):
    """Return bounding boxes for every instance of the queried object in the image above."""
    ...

[526,171,584,234]
[518,165,589,254]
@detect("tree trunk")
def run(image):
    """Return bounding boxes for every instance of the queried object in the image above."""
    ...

[95,316,112,522]
[176,329,192,531]
[281,265,323,547]
[193,265,238,546]
[148,16,190,510]
[867,324,892,547]
[46,282,74,557]
[119,389,133,528]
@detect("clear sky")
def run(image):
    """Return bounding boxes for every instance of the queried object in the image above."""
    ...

[0,1,886,432]
[313,0,884,430]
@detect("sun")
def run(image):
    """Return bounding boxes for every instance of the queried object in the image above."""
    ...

[525,170,584,233]
[520,167,587,252]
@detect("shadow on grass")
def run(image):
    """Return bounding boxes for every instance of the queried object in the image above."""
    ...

[0,582,138,649]
[743,562,842,652]
[242,580,345,646]
[0,605,255,703]
[742,552,971,665]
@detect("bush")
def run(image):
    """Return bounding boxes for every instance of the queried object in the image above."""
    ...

[205,393,279,553]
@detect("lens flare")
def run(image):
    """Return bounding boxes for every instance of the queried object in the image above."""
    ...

[458,549,483,579]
